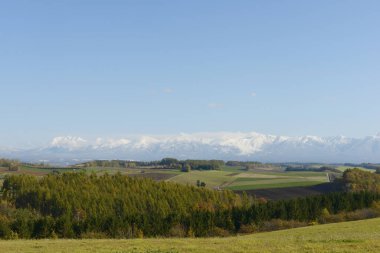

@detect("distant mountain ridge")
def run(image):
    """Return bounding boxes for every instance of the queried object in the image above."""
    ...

[1,132,380,165]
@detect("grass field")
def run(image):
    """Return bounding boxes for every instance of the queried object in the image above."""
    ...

[1,218,379,253]
[164,164,331,190]
[167,169,329,190]
[167,170,237,188]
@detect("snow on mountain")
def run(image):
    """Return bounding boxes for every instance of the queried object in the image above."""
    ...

[94,138,131,149]
[50,136,87,150]
[1,132,380,164]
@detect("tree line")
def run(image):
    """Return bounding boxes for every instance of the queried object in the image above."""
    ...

[0,169,379,239]
[285,166,341,173]
[344,163,380,171]
[0,158,20,171]
[79,158,225,171]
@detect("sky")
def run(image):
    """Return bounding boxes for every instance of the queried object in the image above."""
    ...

[0,0,380,147]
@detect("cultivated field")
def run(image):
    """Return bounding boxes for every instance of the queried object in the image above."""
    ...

[1,218,379,253]
[167,166,330,191]
[238,182,344,200]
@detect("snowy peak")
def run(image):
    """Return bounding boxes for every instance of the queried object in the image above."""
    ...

[2,132,380,164]
[50,136,87,150]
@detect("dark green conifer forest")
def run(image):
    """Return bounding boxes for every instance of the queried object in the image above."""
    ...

[0,169,379,239]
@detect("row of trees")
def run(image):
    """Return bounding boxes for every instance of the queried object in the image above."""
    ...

[157,158,225,171]
[79,158,225,171]
[0,158,20,171]
[1,171,379,239]
[79,160,142,168]
[225,161,262,167]
[225,161,282,171]
[285,166,341,173]
[344,163,380,171]
[181,160,224,171]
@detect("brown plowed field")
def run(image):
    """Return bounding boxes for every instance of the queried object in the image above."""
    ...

[235,182,344,200]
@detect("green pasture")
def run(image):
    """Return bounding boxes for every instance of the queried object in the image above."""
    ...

[168,170,236,188]
[168,168,329,190]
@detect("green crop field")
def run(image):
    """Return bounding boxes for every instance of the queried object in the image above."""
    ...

[225,170,328,191]
[1,218,379,253]
[220,165,245,173]
[166,167,329,190]
[167,170,236,188]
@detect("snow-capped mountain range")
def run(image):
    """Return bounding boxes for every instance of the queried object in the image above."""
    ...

[1,132,380,165]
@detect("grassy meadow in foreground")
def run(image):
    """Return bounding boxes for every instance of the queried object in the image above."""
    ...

[1,218,380,253]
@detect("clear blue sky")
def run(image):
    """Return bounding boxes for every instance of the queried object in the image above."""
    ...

[1,0,379,147]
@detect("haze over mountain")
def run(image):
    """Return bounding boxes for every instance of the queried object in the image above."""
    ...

[2,132,380,165]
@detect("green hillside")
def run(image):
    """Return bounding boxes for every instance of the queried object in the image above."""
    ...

[1,218,379,253]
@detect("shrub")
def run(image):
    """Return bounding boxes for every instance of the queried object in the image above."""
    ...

[168,224,186,237]
[80,231,109,239]
[207,227,230,237]
[260,219,307,232]
[238,223,257,234]
[0,216,12,239]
